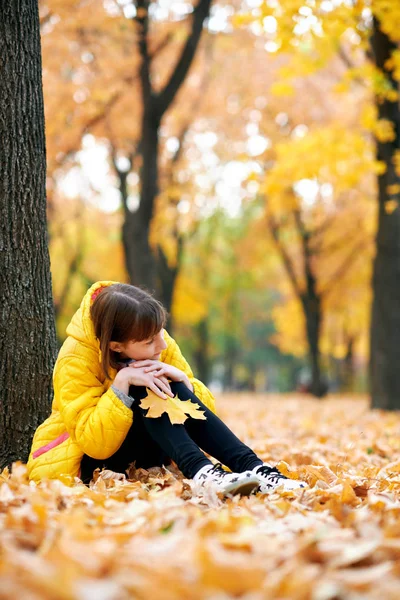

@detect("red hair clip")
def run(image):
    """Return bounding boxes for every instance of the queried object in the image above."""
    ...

[91,287,105,302]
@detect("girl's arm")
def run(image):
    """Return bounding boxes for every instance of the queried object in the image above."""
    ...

[161,330,217,414]
[54,352,133,460]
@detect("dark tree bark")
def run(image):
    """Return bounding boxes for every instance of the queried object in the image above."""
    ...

[121,0,212,298]
[369,19,400,410]
[301,294,325,397]
[343,335,355,392]
[0,0,57,468]
[194,318,210,384]
[296,211,326,397]
[155,236,183,330]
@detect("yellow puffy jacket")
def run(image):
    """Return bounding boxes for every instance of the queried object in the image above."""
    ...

[27,281,216,482]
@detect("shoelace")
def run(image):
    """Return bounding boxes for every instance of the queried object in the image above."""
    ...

[257,465,287,485]
[209,462,229,480]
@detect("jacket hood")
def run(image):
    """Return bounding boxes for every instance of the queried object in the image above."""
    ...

[66,281,117,349]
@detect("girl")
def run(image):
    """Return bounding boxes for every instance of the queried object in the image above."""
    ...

[28,281,306,496]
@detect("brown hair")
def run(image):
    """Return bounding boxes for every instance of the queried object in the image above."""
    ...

[90,284,167,378]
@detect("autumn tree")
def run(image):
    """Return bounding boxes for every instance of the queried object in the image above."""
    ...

[0,0,57,468]
[39,0,213,313]
[234,0,400,400]
[127,0,212,296]
[369,16,400,409]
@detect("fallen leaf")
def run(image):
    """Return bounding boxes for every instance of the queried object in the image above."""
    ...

[140,391,206,425]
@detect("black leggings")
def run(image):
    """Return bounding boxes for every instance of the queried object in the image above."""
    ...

[80,382,262,483]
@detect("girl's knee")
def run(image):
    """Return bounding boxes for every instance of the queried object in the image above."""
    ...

[170,380,191,397]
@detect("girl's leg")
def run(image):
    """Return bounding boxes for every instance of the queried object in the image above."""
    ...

[172,382,263,473]
[136,382,262,477]
[167,383,306,493]
[81,382,260,483]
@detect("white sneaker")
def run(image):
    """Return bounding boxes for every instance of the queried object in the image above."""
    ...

[194,463,260,496]
[252,463,307,494]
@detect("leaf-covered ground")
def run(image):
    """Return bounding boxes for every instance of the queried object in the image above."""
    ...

[2,395,400,599]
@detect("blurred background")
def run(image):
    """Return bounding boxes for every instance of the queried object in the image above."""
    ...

[39,0,391,396]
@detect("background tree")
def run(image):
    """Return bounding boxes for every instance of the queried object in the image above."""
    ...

[39,0,213,311]
[369,16,400,409]
[40,1,380,393]
[0,0,57,468]
[235,0,399,400]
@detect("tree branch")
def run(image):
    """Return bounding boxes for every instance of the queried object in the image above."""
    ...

[155,0,212,117]
[267,214,302,298]
[319,240,368,298]
[136,0,153,112]
[53,29,171,165]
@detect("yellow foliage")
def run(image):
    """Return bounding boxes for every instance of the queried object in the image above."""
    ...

[270,299,307,358]
[385,49,400,80]
[360,104,378,131]
[393,151,400,177]
[384,200,398,214]
[387,184,400,196]
[262,125,374,219]
[172,273,209,326]
[49,196,126,340]
[270,81,295,97]
[373,0,400,42]
[374,119,396,142]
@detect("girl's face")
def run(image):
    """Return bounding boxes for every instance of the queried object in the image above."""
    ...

[110,329,167,361]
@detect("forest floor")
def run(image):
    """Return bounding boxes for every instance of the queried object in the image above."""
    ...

[1,394,400,599]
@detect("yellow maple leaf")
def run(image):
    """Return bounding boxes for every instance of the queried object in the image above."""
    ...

[140,391,206,425]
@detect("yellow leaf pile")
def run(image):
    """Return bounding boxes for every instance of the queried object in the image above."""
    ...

[2,395,400,598]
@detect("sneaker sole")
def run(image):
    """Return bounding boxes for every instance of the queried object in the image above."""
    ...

[258,483,307,494]
[223,476,260,497]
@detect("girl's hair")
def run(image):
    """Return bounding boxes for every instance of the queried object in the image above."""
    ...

[90,284,167,378]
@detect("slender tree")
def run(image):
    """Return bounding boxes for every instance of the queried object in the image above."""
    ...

[0,0,57,468]
[124,0,212,296]
[369,18,400,409]
[267,205,367,398]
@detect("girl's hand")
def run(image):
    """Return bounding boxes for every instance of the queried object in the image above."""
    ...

[132,360,194,392]
[113,366,174,400]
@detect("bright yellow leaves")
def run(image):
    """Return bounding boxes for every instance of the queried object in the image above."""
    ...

[172,273,209,326]
[270,298,307,358]
[385,49,400,80]
[375,119,396,142]
[362,106,398,142]
[373,0,400,42]
[4,395,400,598]
[262,125,372,217]
[140,391,206,425]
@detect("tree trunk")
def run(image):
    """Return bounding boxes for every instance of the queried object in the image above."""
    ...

[301,222,327,398]
[0,0,57,469]
[370,19,400,410]
[123,0,212,306]
[302,295,326,398]
[194,318,210,384]
[155,242,182,330]
[123,116,160,294]
[343,337,355,392]
[223,341,236,391]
